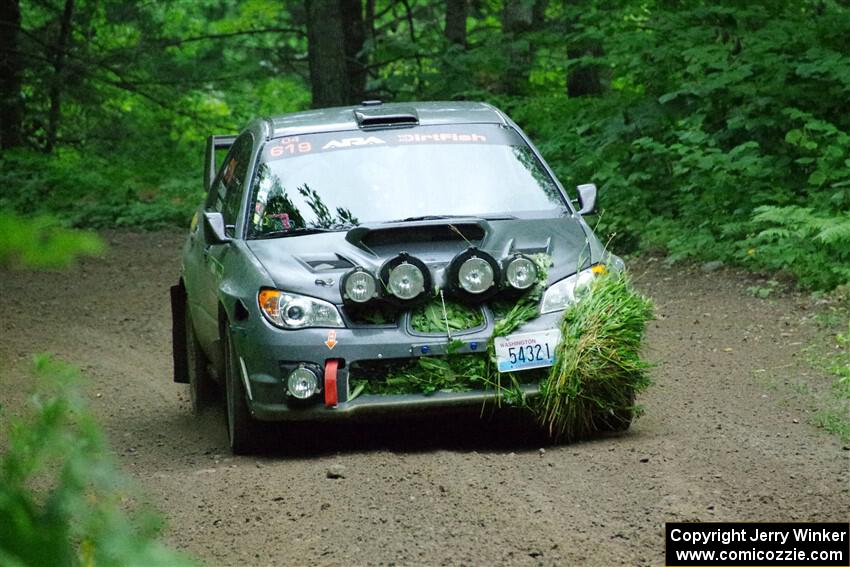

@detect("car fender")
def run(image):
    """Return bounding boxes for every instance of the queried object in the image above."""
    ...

[215,238,276,350]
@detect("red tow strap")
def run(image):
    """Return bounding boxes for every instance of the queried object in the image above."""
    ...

[324,359,339,407]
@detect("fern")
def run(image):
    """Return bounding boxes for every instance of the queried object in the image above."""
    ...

[747,205,850,289]
[816,217,850,245]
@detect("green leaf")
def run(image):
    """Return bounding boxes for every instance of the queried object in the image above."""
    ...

[808,170,827,187]
[785,129,802,144]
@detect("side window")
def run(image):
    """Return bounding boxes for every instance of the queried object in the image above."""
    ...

[208,134,254,236]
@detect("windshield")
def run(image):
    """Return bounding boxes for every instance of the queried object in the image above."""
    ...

[247,124,565,237]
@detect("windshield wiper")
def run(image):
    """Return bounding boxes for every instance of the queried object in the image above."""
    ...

[387,214,517,223]
[255,227,341,239]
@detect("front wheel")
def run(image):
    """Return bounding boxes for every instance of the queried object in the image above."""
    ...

[223,325,258,454]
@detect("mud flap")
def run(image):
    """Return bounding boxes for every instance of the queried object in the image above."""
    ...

[171,284,189,384]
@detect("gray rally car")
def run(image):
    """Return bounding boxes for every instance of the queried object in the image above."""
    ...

[171,100,620,453]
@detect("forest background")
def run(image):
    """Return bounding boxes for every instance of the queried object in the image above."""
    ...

[1,0,849,285]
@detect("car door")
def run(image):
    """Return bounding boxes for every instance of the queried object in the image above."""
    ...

[185,133,255,362]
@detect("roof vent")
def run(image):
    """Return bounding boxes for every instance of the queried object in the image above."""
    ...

[354,106,419,129]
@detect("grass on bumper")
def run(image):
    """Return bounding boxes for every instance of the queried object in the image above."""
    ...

[536,273,654,440]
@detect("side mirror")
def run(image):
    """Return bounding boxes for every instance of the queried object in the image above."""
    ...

[203,212,231,244]
[576,183,598,215]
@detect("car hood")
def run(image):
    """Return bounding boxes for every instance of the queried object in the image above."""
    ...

[245,216,597,305]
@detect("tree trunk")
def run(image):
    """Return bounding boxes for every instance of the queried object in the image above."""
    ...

[46,0,75,152]
[365,0,375,43]
[341,0,366,102]
[306,0,353,107]
[564,0,605,97]
[0,0,23,149]
[533,0,548,30]
[501,0,535,95]
[566,42,605,97]
[444,0,467,47]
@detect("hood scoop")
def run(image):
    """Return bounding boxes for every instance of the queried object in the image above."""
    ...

[514,238,552,256]
[346,222,485,256]
[489,236,553,260]
[354,105,419,129]
[296,254,354,272]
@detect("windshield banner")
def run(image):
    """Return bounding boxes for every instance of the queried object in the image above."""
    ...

[263,125,518,161]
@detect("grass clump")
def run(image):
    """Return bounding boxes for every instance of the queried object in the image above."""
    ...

[410,300,484,334]
[536,273,654,440]
[352,351,492,396]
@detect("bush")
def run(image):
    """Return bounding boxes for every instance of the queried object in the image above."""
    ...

[0,356,197,567]
[0,211,104,269]
[490,3,850,290]
[0,148,200,230]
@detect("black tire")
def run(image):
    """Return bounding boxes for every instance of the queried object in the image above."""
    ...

[185,302,214,414]
[223,325,258,454]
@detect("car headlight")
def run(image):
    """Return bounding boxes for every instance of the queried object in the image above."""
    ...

[258,289,344,329]
[540,265,606,314]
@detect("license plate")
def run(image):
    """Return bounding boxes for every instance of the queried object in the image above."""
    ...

[494,329,561,373]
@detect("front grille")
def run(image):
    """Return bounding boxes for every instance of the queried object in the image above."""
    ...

[347,353,545,398]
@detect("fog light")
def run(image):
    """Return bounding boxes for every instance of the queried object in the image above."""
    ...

[388,262,425,300]
[458,257,494,294]
[287,366,319,399]
[505,255,538,290]
[343,269,377,303]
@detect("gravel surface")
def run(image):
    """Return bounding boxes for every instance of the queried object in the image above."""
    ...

[1,230,847,567]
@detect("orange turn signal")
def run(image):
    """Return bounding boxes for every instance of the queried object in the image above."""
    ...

[258,289,282,319]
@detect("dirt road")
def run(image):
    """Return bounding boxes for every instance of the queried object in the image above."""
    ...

[1,230,847,566]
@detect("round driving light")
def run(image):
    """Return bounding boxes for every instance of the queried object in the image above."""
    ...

[388,262,425,300]
[287,366,319,399]
[282,296,310,327]
[458,257,494,294]
[505,256,538,290]
[446,247,501,301]
[379,253,431,304]
[343,269,377,303]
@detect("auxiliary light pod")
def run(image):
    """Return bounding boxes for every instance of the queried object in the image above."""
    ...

[341,267,379,304]
[378,252,431,304]
[446,246,501,302]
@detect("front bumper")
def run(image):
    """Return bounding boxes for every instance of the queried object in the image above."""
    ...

[230,307,563,422]
[251,385,541,422]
